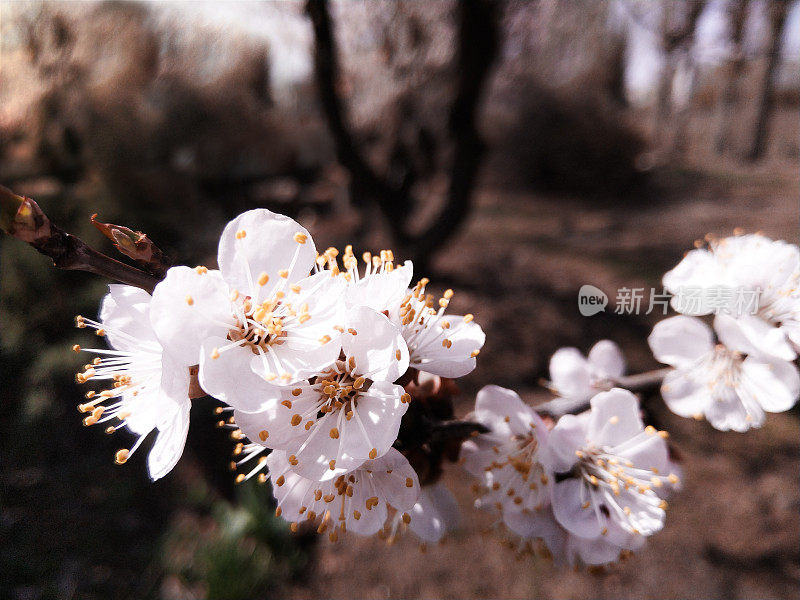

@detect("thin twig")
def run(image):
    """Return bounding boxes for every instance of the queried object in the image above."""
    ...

[1,184,161,292]
[535,367,672,416]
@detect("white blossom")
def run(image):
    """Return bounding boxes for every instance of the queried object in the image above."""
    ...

[649,315,800,431]
[74,285,190,480]
[390,278,485,378]
[460,385,552,522]
[544,340,625,413]
[542,388,677,546]
[149,209,346,409]
[234,306,410,480]
[268,447,420,540]
[317,246,485,378]
[663,233,800,360]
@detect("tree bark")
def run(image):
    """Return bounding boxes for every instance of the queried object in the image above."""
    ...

[745,0,788,161]
[305,0,499,271]
[714,0,749,155]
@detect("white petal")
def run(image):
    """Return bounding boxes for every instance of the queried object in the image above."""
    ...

[704,389,760,432]
[120,388,161,436]
[551,478,603,540]
[474,385,545,439]
[198,337,281,410]
[346,483,389,536]
[740,356,800,413]
[587,388,643,448]
[549,347,593,400]
[234,405,300,450]
[409,482,459,543]
[150,267,233,366]
[458,433,507,478]
[663,248,722,313]
[568,535,624,566]
[147,400,190,481]
[367,448,420,511]
[542,415,586,473]
[717,313,796,361]
[614,432,670,476]
[217,209,316,303]
[411,316,485,378]
[588,340,625,378]
[648,316,714,368]
[290,412,365,481]
[346,260,414,312]
[660,367,711,418]
[100,285,159,350]
[343,306,408,382]
[341,381,407,461]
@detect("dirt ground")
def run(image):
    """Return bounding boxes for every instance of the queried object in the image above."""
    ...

[277,113,800,599]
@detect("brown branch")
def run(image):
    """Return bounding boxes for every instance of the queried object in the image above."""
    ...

[535,367,672,416]
[306,0,499,267]
[0,184,161,292]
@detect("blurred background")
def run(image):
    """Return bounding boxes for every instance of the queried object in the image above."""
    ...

[1,1,798,598]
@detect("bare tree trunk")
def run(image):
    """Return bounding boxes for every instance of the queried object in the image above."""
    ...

[714,0,749,155]
[306,0,499,272]
[746,0,788,161]
[654,0,706,155]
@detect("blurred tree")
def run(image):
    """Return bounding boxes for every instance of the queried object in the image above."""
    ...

[306,0,499,273]
[746,0,789,161]
[714,0,749,155]
[654,0,707,158]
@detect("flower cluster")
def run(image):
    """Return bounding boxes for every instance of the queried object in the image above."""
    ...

[654,233,800,431]
[461,386,679,567]
[74,208,484,543]
[72,217,800,567]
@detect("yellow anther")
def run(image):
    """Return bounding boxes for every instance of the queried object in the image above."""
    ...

[278,269,289,279]
[442,339,452,348]
[395,350,402,360]
[235,474,246,484]
[211,348,220,360]
[259,430,269,441]
[353,377,365,389]
[609,415,619,425]
[294,232,308,244]
[72,344,81,352]
[236,229,247,239]
[463,314,474,323]
[329,459,336,470]
[369,448,377,460]
[290,284,301,294]
[347,328,357,336]
[470,349,480,357]
[114,449,130,464]
[195,265,208,274]
[258,272,270,286]
[319,335,331,344]
[401,393,411,404]
[405,477,414,488]
[291,414,302,426]
[329,427,340,439]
